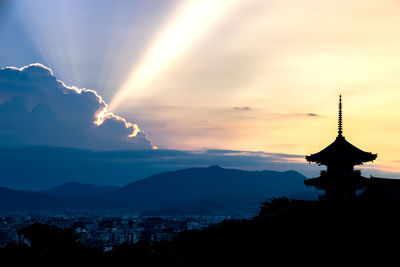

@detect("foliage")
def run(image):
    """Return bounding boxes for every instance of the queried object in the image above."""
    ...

[2,199,400,266]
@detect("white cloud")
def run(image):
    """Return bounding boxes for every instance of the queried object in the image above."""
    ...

[0,63,154,150]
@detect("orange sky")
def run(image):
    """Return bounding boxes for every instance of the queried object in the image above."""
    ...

[4,0,400,174]
[107,0,400,174]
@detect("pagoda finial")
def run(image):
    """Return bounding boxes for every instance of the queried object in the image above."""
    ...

[338,94,343,136]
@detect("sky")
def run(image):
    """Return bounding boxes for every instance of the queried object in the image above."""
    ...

[1,0,400,184]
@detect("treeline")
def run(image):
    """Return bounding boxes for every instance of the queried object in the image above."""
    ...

[1,198,400,266]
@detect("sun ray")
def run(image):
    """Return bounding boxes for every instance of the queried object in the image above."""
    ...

[109,0,240,111]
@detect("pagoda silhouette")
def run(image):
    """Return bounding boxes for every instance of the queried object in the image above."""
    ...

[305,95,377,200]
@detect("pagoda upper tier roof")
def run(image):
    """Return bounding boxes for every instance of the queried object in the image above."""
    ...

[306,134,377,165]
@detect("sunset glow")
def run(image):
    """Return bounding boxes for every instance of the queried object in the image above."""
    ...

[2,0,400,175]
[94,107,141,138]
[109,0,240,111]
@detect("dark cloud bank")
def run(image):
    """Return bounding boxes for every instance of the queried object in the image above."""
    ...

[0,63,153,150]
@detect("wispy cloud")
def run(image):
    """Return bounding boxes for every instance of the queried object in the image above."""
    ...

[233,106,251,111]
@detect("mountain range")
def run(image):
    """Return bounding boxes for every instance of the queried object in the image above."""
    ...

[0,166,319,216]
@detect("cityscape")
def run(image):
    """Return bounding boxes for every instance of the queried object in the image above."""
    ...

[0,212,231,249]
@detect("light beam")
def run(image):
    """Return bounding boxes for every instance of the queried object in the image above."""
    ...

[109,0,240,111]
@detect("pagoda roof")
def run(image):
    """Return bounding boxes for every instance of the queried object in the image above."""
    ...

[306,134,377,165]
[306,95,377,166]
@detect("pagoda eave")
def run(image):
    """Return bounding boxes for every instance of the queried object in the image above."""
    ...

[304,175,370,190]
[305,136,377,165]
[305,158,376,167]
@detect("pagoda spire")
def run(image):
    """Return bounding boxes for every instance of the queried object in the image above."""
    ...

[305,94,378,200]
[338,95,343,136]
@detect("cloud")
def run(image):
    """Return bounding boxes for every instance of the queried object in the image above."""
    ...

[233,106,251,111]
[0,63,154,150]
[270,112,320,119]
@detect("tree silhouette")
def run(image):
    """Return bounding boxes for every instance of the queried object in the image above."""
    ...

[2,199,400,266]
[18,223,78,252]
[16,223,100,265]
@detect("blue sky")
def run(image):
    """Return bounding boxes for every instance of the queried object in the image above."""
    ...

[1,0,399,189]
[0,0,176,99]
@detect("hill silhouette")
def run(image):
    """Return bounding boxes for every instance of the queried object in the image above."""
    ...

[118,165,312,199]
[0,166,318,215]
[1,198,398,266]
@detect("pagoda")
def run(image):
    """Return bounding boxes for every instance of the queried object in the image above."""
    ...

[305,95,377,200]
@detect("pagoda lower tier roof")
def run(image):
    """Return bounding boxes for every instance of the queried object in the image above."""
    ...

[306,135,377,165]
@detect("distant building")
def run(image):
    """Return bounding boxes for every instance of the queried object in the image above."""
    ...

[305,96,378,200]
[360,176,400,200]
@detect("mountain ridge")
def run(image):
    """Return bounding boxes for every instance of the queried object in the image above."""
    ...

[41,182,120,199]
[0,166,319,215]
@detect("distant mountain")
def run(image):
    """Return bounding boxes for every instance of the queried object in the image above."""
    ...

[0,166,319,215]
[0,187,63,211]
[119,165,313,199]
[108,166,318,215]
[42,182,120,199]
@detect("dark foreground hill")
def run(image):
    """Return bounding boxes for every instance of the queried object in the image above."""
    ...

[1,198,399,266]
[0,166,318,215]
